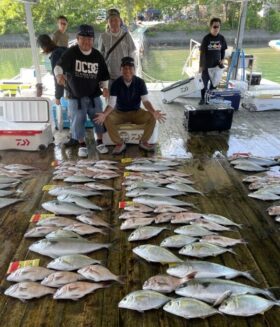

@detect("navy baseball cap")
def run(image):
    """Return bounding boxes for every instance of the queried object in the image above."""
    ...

[77,24,94,37]
[121,57,135,67]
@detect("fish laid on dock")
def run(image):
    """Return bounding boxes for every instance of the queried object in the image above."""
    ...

[41,271,85,287]
[7,266,54,282]
[78,265,125,283]
[47,254,102,271]
[5,282,55,301]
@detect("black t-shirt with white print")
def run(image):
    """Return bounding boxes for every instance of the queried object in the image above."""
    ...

[199,33,227,69]
[57,45,110,98]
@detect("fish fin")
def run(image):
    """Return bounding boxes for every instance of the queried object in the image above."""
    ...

[228,248,237,255]
[213,290,232,306]
[241,271,258,284]
[180,271,197,283]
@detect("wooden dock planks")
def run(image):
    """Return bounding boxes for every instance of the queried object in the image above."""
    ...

[0,92,279,326]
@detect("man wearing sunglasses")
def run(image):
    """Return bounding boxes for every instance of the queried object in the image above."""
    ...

[199,17,227,105]
[53,15,69,47]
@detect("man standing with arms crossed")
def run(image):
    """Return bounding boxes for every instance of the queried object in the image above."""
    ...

[54,24,110,157]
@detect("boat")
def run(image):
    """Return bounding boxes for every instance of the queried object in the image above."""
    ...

[268,39,280,51]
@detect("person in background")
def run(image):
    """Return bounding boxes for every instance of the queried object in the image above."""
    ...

[94,57,166,155]
[54,24,110,157]
[37,34,67,105]
[53,15,69,47]
[98,9,136,89]
[199,17,227,105]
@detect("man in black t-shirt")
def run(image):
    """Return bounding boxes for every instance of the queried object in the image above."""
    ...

[54,24,110,157]
[199,17,227,105]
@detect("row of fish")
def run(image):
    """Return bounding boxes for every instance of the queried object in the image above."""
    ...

[5,159,122,301]
[0,164,39,208]
[117,159,280,318]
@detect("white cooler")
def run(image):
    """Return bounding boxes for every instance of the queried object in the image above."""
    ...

[0,97,54,151]
[160,76,204,103]
[102,123,159,145]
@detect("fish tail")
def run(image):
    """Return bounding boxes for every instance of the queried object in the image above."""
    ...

[117,275,127,284]
[242,271,258,283]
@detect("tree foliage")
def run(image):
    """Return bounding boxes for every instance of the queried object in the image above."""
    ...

[0,0,280,35]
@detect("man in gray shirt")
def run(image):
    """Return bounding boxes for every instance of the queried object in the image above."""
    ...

[98,9,136,88]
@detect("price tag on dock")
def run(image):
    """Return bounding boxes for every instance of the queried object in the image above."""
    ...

[7,259,40,274]
[30,213,55,223]
[42,184,56,191]
[119,201,134,209]
[121,158,133,164]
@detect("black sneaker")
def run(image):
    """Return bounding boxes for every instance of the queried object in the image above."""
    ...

[198,99,205,105]
[63,138,79,147]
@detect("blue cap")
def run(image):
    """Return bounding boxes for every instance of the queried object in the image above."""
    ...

[77,24,94,37]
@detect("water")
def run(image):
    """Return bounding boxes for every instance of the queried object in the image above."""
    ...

[142,47,280,83]
[0,46,279,84]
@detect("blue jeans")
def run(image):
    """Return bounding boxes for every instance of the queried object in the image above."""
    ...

[68,96,104,141]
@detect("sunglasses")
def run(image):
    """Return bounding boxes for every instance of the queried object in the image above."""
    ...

[212,25,220,29]
[59,22,67,25]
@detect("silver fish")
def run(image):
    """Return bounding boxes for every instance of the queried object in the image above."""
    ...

[49,186,102,197]
[128,226,167,241]
[133,196,195,208]
[118,290,170,312]
[120,217,155,230]
[0,197,22,208]
[126,181,162,191]
[0,182,20,189]
[174,225,216,237]
[176,278,275,305]
[57,194,102,211]
[78,265,124,283]
[230,157,277,167]
[42,200,90,215]
[76,214,111,228]
[24,226,60,238]
[118,211,151,219]
[125,164,170,172]
[0,176,21,184]
[45,229,83,239]
[179,241,236,258]
[200,235,246,247]
[53,281,109,300]
[7,266,54,282]
[233,162,267,172]
[167,260,257,282]
[133,244,183,264]
[4,282,55,301]
[167,176,194,184]
[163,297,219,319]
[126,187,184,198]
[190,219,232,231]
[202,213,241,228]
[171,212,203,224]
[154,205,188,213]
[0,189,16,197]
[143,274,193,293]
[166,183,203,195]
[160,235,197,248]
[124,203,154,212]
[63,223,107,235]
[154,213,176,224]
[41,271,84,287]
[64,175,95,183]
[248,190,280,201]
[162,170,190,177]
[29,238,111,258]
[85,182,115,191]
[47,254,101,271]
[37,216,75,227]
[218,294,280,316]
[4,164,35,170]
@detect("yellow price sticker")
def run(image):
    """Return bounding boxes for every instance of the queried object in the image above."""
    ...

[123,172,131,177]
[42,184,56,191]
[121,158,133,164]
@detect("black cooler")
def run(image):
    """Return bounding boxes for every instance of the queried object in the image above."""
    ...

[184,104,234,132]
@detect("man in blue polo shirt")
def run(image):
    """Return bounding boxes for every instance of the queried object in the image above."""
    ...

[94,56,166,154]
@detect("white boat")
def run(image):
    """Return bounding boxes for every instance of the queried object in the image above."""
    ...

[268,39,280,51]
